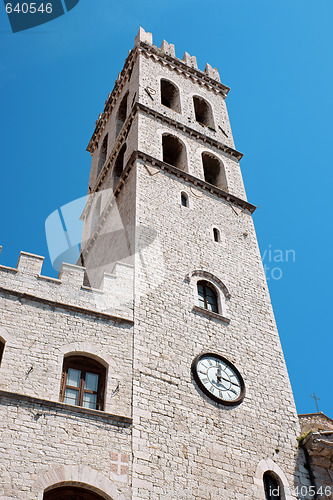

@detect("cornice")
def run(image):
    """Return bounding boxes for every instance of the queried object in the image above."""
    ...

[0,390,132,425]
[86,101,243,214]
[81,149,256,261]
[137,102,243,161]
[138,42,230,96]
[127,151,256,214]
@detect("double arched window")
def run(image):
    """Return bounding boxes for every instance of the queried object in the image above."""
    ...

[197,280,219,314]
[60,355,106,411]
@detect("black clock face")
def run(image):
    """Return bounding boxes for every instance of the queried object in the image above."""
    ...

[192,353,245,406]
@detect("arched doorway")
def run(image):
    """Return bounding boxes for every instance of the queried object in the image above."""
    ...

[43,486,107,500]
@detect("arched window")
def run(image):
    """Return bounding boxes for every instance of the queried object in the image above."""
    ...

[43,486,106,500]
[113,143,127,190]
[213,227,220,242]
[0,339,4,366]
[116,92,128,137]
[193,96,214,128]
[181,192,189,207]
[202,152,228,191]
[263,472,281,500]
[60,356,106,411]
[160,79,181,112]
[162,134,187,171]
[97,134,108,176]
[197,280,218,313]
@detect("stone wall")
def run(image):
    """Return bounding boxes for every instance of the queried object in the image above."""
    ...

[0,252,134,499]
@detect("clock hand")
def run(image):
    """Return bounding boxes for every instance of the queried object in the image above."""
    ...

[229,388,238,395]
[216,364,222,383]
[219,376,239,387]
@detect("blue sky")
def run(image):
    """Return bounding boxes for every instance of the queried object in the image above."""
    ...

[0,0,332,418]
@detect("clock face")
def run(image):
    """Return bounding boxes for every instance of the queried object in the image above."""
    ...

[192,353,245,406]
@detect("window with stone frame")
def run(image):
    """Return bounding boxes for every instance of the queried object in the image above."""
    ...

[263,471,281,500]
[197,280,219,314]
[160,79,181,112]
[59,356,106,411]
[43,486,106,500]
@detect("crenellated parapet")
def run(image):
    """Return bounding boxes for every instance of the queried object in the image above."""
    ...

[134,27,222,83]
[0,249,134,322]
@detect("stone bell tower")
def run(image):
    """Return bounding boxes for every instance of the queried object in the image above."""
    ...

[1,27,321,500]
[79,27,313,499]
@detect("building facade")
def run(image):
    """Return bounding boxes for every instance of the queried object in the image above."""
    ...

[0,28,322,499]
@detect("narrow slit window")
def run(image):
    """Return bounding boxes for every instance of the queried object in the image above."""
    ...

[213,227,220,242]
[181,192,189,207]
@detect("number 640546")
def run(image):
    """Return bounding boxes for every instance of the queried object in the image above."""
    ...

[5,3,53,14]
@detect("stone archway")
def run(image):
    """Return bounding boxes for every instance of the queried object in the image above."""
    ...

[43,486,107,500]
[35,465,126,500]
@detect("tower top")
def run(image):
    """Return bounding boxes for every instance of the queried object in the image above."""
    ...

[134,27,222,83]
[87,28,230,153]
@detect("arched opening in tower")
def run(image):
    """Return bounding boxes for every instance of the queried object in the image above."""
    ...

[162,134,187,171]
[202,152,227,191]
[113,143,127,190]
[116,92,128,137]
[193,96,214,128]
[160,79,181,112]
